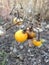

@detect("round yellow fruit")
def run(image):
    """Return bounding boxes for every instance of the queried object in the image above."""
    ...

[14,30,28,42]
[32,39,42,47]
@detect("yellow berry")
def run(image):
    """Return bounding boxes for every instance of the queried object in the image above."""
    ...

[13,17,17,24]
[26,31,36,39]
[14,30,28,43]
[32,39,42,47]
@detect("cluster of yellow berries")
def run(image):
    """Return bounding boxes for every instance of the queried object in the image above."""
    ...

[14,29,44,47]
[13,17,44,47]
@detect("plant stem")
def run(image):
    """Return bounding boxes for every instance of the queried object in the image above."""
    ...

[6,21,21,31]
[37,29,40,41]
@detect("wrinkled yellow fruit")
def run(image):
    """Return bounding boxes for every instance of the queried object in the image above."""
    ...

[13,18,22,25]
[13,17,17,24]
[29,32,36,38]
[14,30,28,43]
[26,31,36,39]
[32,39,42,47]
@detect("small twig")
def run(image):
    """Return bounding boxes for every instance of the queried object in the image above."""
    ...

[37,29,40,41]
[6,21,21,31]
[20,3,23,9]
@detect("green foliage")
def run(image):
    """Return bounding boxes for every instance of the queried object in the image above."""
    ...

[0,50,8,65]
